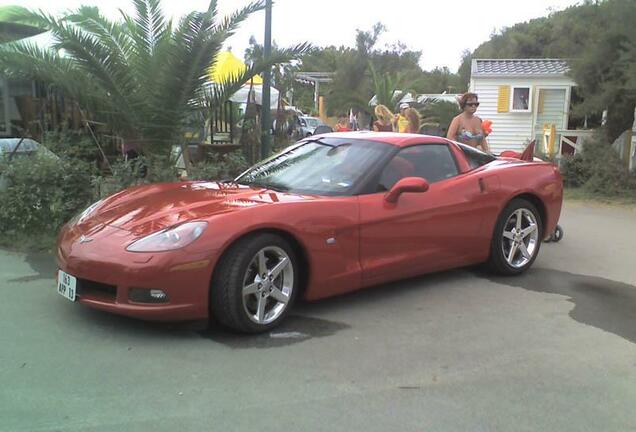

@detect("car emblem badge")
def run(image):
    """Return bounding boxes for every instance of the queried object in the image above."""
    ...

[79,235,93,244]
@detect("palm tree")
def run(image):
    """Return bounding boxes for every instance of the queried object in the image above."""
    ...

[369,62,405,110]
[0,0,309,164]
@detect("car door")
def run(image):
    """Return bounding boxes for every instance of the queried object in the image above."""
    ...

[357,143,487,285]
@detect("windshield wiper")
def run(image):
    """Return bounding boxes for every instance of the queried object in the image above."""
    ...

[304,137,335,147]
[246,180,290,192]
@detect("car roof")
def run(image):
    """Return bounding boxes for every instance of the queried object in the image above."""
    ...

[312,131,451,148]
[0,138,42,153]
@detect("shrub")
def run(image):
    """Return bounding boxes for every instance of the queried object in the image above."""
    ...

[93,154,179,198]
[560,154,590,187]
[189,151,249,181]
[0,153,97,239]
[560,133,636,197]
[41,130,104,163]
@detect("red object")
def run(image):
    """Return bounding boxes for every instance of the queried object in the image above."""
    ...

[335,124,351,132]
[500,140,535,161]
[519,140,535,161]
[57,132,563,322]
[482,119,493,135]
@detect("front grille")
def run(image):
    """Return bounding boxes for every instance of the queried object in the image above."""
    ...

[76,278,117,299]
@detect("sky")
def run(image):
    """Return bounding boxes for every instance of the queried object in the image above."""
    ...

[4,0,582,71]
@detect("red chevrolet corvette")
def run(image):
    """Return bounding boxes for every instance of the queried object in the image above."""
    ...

[56,132,562,333]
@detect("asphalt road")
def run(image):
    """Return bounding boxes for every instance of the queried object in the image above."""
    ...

[1,201,636,432]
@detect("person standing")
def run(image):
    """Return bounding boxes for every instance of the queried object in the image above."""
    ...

[373,105,394,132]
[393,103,411,133]
[404,107,421,133]
[335,115,352,132]
[447,92,490,152]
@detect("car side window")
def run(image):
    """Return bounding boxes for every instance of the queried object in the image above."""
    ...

[377,144,459,191]
[456,142,496,169]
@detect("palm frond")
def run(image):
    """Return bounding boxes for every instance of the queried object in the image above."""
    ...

[211,1,265,39]
[0,41,119,124]
[66,6,133,64]
[0,7,52,30]
[130,0,169,55]
[46,22,139,126]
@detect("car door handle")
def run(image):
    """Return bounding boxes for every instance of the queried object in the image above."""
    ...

[478,178,486,193]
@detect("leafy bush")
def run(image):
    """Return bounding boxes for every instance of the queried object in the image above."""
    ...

[93,154,179,198]
[41,130,104,163]
[189,151,249,181]
[0,145,250,251]
[560,154,589,187]
[0,154,97,239]
[561,134,636,197]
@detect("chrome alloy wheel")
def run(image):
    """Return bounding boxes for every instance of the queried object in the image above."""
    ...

[242,246,294,325]
[501,208,539,269]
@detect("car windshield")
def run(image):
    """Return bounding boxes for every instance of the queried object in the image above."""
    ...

[235,138,390,196]
[304,118,320,127]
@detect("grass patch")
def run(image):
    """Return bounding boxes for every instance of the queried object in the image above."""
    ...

[0,232,58,254]
[564,187,636,207]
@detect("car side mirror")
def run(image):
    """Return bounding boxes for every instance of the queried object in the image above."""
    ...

[384,177,429,203]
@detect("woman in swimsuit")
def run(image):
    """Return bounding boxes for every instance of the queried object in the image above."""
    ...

[447,92,490,152]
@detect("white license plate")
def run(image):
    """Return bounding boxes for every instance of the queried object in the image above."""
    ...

[57,270,77,302]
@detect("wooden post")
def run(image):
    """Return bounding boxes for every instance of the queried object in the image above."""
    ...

[319,96,326,122]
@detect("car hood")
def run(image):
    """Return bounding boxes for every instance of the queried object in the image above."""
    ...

[83,181,309,237]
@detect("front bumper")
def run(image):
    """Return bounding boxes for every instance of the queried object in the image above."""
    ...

[57,225,220,321]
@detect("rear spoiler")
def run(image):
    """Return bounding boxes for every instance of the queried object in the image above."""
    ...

[499,140,536,161]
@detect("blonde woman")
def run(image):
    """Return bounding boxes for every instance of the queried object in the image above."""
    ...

[373,104,394,132]
[404,107,421,133]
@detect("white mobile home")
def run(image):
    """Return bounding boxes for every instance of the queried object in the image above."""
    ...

[469,59,592,155]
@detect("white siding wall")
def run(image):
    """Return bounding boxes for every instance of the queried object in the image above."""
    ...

[470,77,574,153]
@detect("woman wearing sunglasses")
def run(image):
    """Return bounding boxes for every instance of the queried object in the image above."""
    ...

[447,92,490,152]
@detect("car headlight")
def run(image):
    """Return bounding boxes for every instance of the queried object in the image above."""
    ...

[68,199,106,226]
[126,221,208,252]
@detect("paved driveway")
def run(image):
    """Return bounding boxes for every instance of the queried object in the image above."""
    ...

[1,201,636,432]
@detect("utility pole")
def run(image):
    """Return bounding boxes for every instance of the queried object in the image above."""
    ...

[260,0,272,159]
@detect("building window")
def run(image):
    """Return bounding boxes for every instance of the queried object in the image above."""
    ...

[511,86,532,112]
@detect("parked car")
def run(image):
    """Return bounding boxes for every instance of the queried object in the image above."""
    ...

[296,116,325,137]
[56,132,563,333]
[0,138,59,191]
[0,138,58,160]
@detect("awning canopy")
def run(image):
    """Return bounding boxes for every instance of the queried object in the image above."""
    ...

[208,50,280,108]
[209,50,263,85]
[229,85,279,110]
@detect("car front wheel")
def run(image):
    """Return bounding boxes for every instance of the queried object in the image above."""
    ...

[488,199,542,275]
[211,234,298,333]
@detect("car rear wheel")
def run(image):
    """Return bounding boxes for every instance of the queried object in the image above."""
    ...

[211,234,298,333]
[488,199,542,275]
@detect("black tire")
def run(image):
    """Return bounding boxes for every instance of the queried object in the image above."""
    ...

[553,225,564,242]
[210,233,298,333]
[488,198,543,275]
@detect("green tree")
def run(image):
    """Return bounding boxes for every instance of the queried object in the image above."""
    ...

[244,35,299,102]
[0,0,309,161]
[459,0,636,142]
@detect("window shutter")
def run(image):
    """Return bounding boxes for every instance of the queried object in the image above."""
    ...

[497,86,510,113]
[537,89,545,114]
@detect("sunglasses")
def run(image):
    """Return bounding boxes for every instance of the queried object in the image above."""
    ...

[466,102,480,107]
